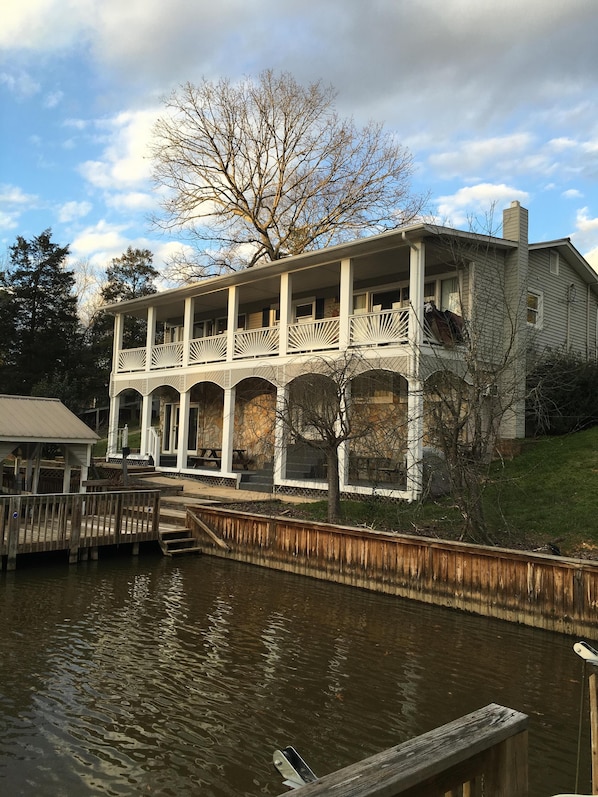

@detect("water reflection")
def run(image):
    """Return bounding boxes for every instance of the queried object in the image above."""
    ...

[0,554,591,796]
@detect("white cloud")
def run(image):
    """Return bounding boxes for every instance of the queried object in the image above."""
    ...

[106,192,155,213]
[78,108,157,192]
[0,184,36,204]
[58,200,92,223]
[43,90,63,108]
[70,220,131,267]
[435,184,530,228]
[563,189,583,199]
[0,210,19,231]
[0,69,39,98]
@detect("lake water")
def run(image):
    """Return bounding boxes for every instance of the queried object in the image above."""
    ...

[0,550,592,796]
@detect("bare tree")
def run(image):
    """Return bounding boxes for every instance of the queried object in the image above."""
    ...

[151,70,426,279]
[277,354,405,523]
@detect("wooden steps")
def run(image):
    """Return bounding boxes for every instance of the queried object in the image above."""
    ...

[158,524,203,557]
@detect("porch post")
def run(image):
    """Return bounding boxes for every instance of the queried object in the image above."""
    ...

[273,384,288,484]
[339,257,353,350]
[226,286,238,362]
[140,393,153,458]
[112,313,124,371]
[406,240,425,499]
[107,390,121,459]
[145,306,156,372]
[338,380,350,490]
[221,386,236,474]
[279,273,292,357]
[176,389,191,471]
[183,296,194,367]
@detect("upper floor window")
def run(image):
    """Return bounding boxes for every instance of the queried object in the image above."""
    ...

[549,250,559,276]
[527,290,543,328]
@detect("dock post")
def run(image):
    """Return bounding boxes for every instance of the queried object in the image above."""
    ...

[6,497,20,571]
[69,495,82,565]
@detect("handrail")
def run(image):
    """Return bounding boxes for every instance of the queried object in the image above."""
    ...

[275,703,528,796]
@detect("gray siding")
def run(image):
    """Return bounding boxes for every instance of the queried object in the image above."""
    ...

[528,249,598,358]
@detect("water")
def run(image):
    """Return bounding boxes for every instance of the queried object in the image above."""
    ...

[0,552,591,796]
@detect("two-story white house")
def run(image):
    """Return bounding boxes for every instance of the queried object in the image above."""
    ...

[105,201,598,500]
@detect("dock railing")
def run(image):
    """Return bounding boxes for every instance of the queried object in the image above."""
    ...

[275,703,528,797]
[0,489,161,568]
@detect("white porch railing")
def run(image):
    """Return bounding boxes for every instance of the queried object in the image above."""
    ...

[189,335,228,364]
[233,327,279,358]
[350,308,409,345]
[115,308,430,374]
[118,347,146,372]
[151,341,184,369]
[288,317,340,353]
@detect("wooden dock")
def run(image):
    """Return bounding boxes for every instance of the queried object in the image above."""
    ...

[274,703,528,796]
[0,490,161,569]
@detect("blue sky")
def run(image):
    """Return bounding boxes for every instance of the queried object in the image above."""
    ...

[2,0,598,309]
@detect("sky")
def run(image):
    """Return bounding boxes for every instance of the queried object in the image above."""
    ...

[2,0,598,300]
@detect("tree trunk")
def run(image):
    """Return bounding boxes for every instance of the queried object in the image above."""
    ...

[327,449,341,523]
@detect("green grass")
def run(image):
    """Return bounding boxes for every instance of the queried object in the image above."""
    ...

[92,428,142,458]
[297,428,598,557]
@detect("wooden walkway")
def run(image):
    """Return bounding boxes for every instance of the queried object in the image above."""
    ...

[0,490,161,569]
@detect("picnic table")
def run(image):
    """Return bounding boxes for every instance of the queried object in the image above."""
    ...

[188,448,250,469]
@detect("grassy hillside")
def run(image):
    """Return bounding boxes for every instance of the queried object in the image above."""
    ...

[297,428,598,558]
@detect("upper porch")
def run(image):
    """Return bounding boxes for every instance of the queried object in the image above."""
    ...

[110,230,470,378]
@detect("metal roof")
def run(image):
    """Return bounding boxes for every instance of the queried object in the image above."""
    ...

[0,395,99,443]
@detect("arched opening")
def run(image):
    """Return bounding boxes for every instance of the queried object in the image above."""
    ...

[347,369,408,486]
[233,378,276,471]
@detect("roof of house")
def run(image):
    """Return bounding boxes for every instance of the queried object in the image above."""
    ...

[103,220,518,317]
[0,395,99,443]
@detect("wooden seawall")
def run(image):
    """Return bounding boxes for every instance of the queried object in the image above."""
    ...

[188,506,598,636]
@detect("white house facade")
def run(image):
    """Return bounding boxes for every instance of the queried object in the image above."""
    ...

[105,202,598,499]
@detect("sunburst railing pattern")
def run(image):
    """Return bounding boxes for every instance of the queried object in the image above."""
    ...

[287,318,340,353]
[189,335,228,364]
[350,309,408,346]
[233,327,279,358]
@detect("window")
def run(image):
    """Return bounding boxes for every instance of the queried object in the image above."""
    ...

[549,250,559,276]
[294,300,315,323]
[527,290,543,327]
[441,278,460,313]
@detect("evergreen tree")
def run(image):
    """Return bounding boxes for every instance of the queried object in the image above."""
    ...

[0,230,85,407]
[87,247,159,408]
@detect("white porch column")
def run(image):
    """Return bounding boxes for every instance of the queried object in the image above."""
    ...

[337,381,350,489]
[145,306,156,372]
[273,384,288,483]
[176,390,191,470]
[183,296,194,367]
[140,393,153,457]
[221,386,236,473]
[107,391,121,459]
[406,240,425,499]
[226,286,239,362]
[406,381,424,499]
[407,240,425,349]
[112,313,124,371]
[339,257,353,350]
[279,273,292,357]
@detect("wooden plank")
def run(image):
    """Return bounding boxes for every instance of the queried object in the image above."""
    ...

[273,704,527,797]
